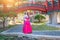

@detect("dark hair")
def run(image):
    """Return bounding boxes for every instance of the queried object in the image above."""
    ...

[24,13,26,15]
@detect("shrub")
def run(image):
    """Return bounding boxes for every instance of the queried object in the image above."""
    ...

[34,14,46,23]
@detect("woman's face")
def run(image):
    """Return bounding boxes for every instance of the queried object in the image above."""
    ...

[27,13,29,16]
[24,13,29,16]
[24,13,26,15]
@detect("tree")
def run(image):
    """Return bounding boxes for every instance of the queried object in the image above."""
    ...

[8,11,17,25]
[0,10,17,28]
[0,11,9,28]
[34,14,46,22]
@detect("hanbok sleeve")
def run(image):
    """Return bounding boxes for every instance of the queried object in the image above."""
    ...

[24,15,28,21]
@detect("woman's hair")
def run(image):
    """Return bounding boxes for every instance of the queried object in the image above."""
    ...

[27,13,29,15]
[24,13,26,15]
[24,12,30,18]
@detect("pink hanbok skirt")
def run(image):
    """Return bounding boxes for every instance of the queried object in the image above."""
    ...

[23,19,32,34]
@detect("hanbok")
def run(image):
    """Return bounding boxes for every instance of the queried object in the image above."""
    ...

[23,15,32,34]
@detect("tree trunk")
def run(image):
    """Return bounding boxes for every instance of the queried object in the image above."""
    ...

[2,17,6,29]
[38,19,41,22]
[39,20,40,22]
[12,17,16,25]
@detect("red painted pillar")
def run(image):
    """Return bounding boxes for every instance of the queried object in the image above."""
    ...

[51,0,54,10]
[46,0,48,8]
[58,0,60,10]
[45,0,48,12]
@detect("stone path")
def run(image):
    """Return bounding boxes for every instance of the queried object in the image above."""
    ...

[1,24,60,40]
[47,23,60,28]
[0,24,23,35]
[6,24,23,33]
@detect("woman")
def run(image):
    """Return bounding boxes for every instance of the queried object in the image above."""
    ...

[23,13,32,34]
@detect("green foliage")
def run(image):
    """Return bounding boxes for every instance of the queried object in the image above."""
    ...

[0,10,17,27]
[34,14,46,22]
[0,11,17,17]
[0,11,7,17]
[8,11,17,17]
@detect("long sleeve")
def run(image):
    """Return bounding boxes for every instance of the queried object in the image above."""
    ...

[24,15,28,21]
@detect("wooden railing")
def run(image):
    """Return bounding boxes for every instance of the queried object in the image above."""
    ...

[17,3,46,9]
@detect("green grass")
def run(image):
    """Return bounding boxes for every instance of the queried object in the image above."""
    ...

[0,35,17,40]
[32,23,60,30]
[0,23,60,40]
[0,25,17,32]
[0,25,17,40]
[7,25,17,29]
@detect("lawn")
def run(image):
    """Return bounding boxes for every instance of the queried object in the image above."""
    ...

[32,23,60,30]
[0,25,18,40]
[0,23,60,40]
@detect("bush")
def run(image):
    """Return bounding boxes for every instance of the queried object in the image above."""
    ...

[34,14,46,23]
